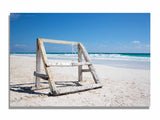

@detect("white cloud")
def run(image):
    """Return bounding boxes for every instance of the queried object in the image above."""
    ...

[10,13,20,20]
[132,40,140,44]
[15,44,27,48]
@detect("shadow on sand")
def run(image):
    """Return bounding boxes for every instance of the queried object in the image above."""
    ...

[10,81,82,96]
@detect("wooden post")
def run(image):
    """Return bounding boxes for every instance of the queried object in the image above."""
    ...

[35,38,41,88]
[37,38,58,94]
[79,43,101,84]
[78,44,82,81]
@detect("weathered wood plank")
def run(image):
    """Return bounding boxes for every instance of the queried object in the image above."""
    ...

[82,69,90,72]
[34,71,49,80]
[46,61,92,67]
[46,67,58,94]
[39,38,78,45]
[79,43,101,84]
[37,39,48,66]
[38,39,58,94]
[78,43,91,62]
[35,39,41,88]
[53,84,102,95]
[78,44,82,81]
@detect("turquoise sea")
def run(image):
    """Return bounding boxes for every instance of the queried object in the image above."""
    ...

[10,53,150,70]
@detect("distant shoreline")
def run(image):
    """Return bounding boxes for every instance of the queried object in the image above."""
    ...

[10,52,150,54]
[10,52,150,58]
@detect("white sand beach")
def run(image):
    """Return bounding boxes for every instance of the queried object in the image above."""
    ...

[9,55,150,108]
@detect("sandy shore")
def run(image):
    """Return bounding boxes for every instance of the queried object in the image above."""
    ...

[9,55,150,108]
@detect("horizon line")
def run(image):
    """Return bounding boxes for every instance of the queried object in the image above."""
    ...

[10,52,150,54]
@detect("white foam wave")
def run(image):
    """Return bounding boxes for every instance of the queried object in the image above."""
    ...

[47,54,150,62]
[12,53,150,62]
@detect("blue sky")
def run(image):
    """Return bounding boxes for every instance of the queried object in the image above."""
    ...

[10,13,150,53]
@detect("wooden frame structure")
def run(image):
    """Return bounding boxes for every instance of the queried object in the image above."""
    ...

[34,38,102,95]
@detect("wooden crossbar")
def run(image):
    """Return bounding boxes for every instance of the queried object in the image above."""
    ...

[34,68,91,81]
[34,38,102,96]
[39,38,78,45]
[82,69,90,72]
[34,71,48,80]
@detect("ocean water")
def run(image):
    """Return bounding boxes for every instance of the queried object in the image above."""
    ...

[11,53,150,70]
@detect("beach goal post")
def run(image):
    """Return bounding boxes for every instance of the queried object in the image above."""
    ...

[34,38,102,95]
